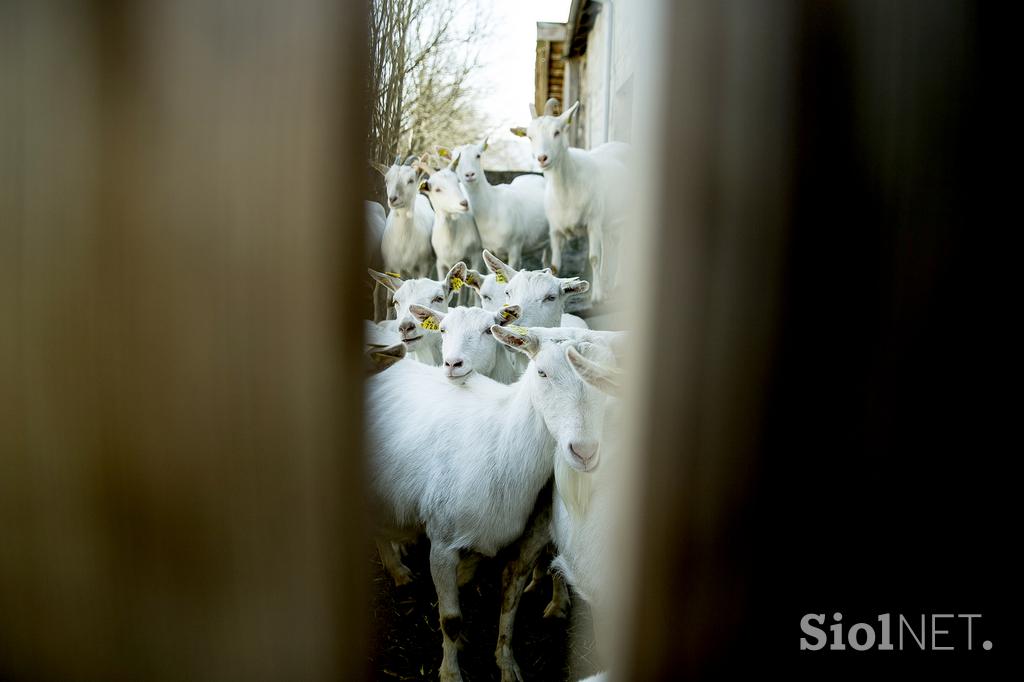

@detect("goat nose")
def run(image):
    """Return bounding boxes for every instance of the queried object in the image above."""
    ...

[445,359,463,369]
[389,195,398,203]
[569,441,599,464]
[537,154,548,165]
[459,200,469,209]
[465,172,475,179]
[398,320,416,335]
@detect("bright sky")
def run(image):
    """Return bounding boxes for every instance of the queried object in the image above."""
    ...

[467,0,572,169]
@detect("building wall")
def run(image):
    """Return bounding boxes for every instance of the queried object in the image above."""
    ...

[576,1,636,147]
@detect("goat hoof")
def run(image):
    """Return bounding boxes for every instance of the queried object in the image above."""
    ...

[440,670,464,682]
[498,658,524,682]
[543,600,568,619]
[391,566,414,587]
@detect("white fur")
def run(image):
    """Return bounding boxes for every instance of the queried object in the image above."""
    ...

[484,251,590,328]
[366,328,612,680]
[456,141,549,269]
[549,347,625,665]
[422,166,484,283]
[364,200,386,266]
[467,268,589,330]
[378,162,435,278]
[369,271,452,365]
[409,305,521,384]
[514,100,630,302]
[364,319,402,347]
[483,251,592,373]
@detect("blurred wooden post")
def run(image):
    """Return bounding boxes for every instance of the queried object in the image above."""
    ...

[0,1,369,679]
[623,0,994,678]
[621,1,795,676]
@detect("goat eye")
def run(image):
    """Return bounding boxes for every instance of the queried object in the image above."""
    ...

[544,294,557,302]
[482,295,491,301]
[537,369,547,378]
[483,328,491,335]
[476,154,481,159]
[407,178,413,184]
[432,296,443,303]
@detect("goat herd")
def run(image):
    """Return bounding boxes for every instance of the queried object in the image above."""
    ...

[363,99,629,681]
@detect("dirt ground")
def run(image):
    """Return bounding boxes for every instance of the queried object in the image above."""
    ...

[368,536,601,681]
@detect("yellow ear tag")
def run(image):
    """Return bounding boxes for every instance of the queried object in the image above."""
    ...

[385,271,401,278]
[506,324,528,335]
[451,276,464,291]
[500,309,514,321]
[495,272,508,284]
[421,317,440,331]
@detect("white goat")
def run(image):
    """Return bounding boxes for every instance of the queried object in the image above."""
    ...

[368,266,461,365]
[364,200,386,265]
[371,156,435,279]
[480,252,590,329]
[511,98,630,303]
[462,267,506,311]
[364,318,402,347]
[446,140,549,270]
[366,327,614,682]
[466,266,588,329]
[408,303,522,385]
[489,331,621,682]
[549,347,626,672]
[415,154,483,305]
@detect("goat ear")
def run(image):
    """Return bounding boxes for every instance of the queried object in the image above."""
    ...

[409,304,445,331]
[495,305,521,326]
[510,126,528,138]
[464,269,485,291]
[445,262,468,296]
[491,324,539,357]
[366,342,406,375]
[566,346,622,397]
[483,249,516,284]
[560,277,590,296]
[418,179,429,193]
[528,102,538,118]
[448,151,461,171]
[368,268,402,293]
[580,330,628,362]
[560,100,581,125]
[370,161,390,176]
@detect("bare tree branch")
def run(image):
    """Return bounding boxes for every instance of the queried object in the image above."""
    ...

[366,0,492,202]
